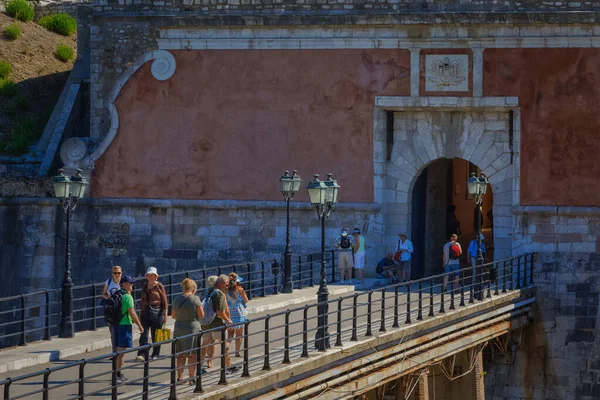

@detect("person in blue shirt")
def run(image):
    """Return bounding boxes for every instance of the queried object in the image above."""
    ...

[467,233,486,266]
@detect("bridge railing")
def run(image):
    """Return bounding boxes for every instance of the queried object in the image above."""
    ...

[0,251,338,348]
[0,253,535,400]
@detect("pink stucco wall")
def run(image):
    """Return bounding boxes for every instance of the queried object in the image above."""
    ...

[92,49,411,201]
[484,48,600,207]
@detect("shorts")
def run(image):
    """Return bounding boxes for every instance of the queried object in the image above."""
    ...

[202,329,223,342]
[353,252,366,269]
[444,263,460,277]
[400,259,411,274]
[338,252,354,269]
[114,325,133,348]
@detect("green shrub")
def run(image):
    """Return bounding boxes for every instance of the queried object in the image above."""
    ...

[0,79,18,97]
[38,14,77,36]
[8,117,38,155]
[3,24,22,40]
[6,0,35,22]
[0,61,12,80]
[55,44,74,62]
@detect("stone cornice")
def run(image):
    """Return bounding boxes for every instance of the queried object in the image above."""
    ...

[91,11,600,26]
[512,205,600,216]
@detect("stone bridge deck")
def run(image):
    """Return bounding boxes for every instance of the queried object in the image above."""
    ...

[0,274,535,400]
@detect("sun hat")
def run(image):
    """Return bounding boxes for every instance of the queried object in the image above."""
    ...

[352,228,361,234]
[229,272,244,283]
[145,267,158,276]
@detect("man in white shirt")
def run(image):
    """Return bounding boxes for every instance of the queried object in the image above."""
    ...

[396,234,414,282]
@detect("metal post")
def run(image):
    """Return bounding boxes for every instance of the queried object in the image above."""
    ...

[439,281,445,314]
[392,285,399,328]
[111,353,118,400]
[309,254,314,287]
[283,310,291,363]
[168,340,178,399]
[316,213,330,350]
[330,249,336,283]
[450,280,455,310]
[219,328,227,385]
[261,261,266,297]
[91,285,97,331]
[417,281,423,320]
[78,360,86,400]
[59,205,74,338]
[335,298,343,346]
[43,369,50,400]
[502,260,507,293]
[18,295,26,346]
[263,316,271,370]
[195,332,205,392]
[44,291,51,341]
[242,323,250,376]
[516,255,522,289]
[142,352,149,400]
[379,289,386,332]
[298,255,304,290]
[405,284,411,324]
[351,294,358,341]
[429,280,434,317]
[474,200,485,302]
[282,198,293,293]
[301,305,309,357]
[366,291,373,336]
[460,274,466,307]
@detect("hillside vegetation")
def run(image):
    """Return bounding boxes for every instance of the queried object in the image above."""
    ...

[0,8,77,155]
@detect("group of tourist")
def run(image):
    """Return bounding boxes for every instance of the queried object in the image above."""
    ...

[101,266,249,383]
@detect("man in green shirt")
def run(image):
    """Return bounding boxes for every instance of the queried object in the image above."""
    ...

[115,275,144,383]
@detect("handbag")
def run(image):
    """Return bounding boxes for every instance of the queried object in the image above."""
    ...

[155,325,172,342]
[144,305,162,324]
[393,251,401,262]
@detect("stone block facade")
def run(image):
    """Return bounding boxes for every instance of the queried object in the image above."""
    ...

[0,198,382,297]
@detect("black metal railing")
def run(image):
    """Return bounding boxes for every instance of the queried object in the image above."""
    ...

[0,253,536,400]
[0,251,338,348]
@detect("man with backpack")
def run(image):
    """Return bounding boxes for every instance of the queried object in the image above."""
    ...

[200,274,235,373]
[334,228,354,284]
[442,234,462,292]
[105,275,144,383]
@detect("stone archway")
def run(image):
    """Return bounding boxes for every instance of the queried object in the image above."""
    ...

[373,97,520,263]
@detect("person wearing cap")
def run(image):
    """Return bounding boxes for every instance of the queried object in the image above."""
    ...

[352,228,366,282]
[136,267,168,361]
[334,227,355,284]
[115,275,144,383]
[226,272,249,360]
[396,234,414,282]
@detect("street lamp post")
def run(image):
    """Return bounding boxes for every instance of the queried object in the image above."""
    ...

[467,172,489,301]
[307,173,340,351]
[279,170,302,294]
[53,168,88,338]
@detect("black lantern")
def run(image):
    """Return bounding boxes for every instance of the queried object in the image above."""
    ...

[279,170,302,293]
[53,168,88,338]
[307,173,340,351]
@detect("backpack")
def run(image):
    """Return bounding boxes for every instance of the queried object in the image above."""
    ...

[199,290,218,326]
[449,243,461,260]
[104,289,126,327]
[339,236,352,249]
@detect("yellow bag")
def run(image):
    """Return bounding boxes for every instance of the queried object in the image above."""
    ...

[155,326,171,342]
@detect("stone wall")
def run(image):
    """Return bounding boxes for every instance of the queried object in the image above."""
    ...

[0,198,382,298]
[485,208,600,400]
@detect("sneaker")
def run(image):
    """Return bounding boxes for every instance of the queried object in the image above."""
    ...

[117,373,129,383]
[150,354,159,360]
[226,365,241,374]
[136,355,145,362]
[347,279,353,284]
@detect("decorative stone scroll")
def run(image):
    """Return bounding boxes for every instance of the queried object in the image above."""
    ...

[60,137,88,169]
[71,50,177,171]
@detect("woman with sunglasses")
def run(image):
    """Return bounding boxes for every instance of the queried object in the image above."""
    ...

[102,265,123,351]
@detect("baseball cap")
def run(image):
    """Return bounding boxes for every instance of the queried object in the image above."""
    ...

[120,275,136,284]
[145,267,158,276]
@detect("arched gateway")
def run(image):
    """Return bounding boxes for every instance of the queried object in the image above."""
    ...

[373,97,520,269]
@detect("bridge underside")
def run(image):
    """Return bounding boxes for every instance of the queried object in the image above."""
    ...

[188,289,534,400]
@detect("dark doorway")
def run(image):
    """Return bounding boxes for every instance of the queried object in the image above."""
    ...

[410,158,494,279]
